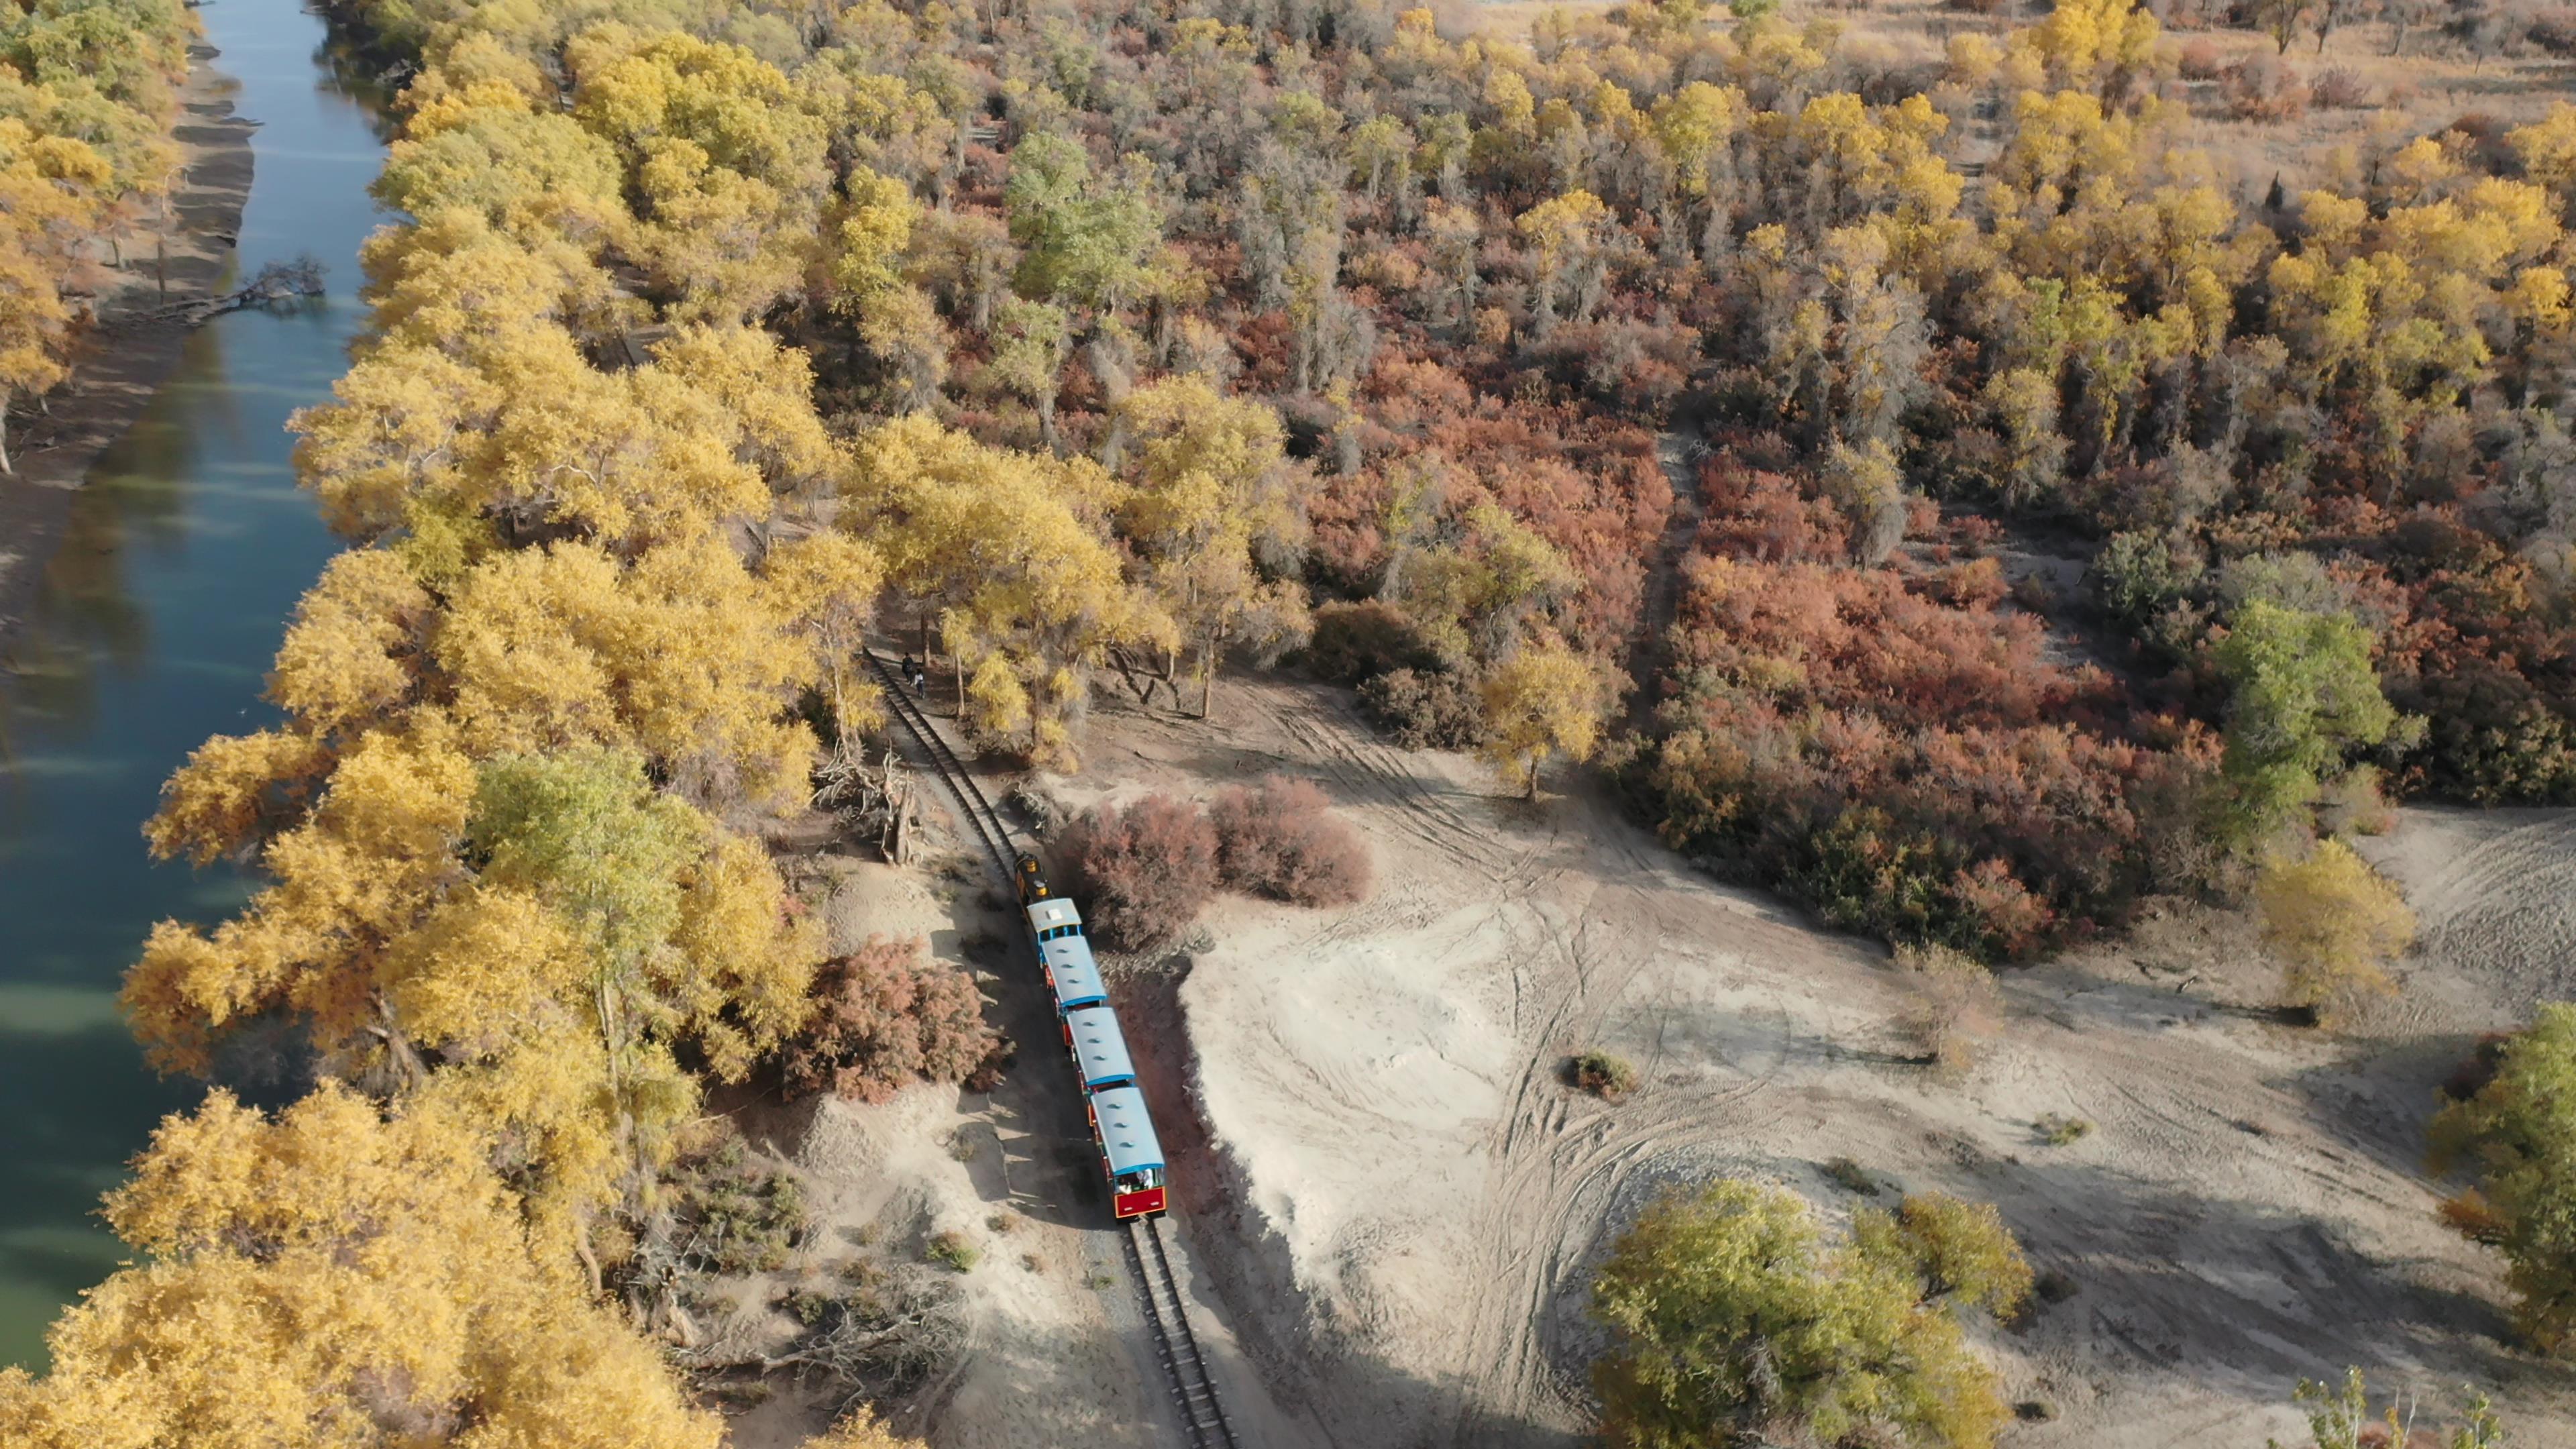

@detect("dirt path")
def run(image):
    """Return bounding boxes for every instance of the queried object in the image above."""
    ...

[0,43,254,649]
[1620,426,1703,733]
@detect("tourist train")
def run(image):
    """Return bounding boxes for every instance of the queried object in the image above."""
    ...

[1020,857,1168,1220]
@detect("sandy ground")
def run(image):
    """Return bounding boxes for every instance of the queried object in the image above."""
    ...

[0,43,253,650]
[801,672,2576,1449]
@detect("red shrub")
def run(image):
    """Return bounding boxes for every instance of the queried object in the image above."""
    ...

[2176,38,2227,80]
[1643,551,2203,957]
[1697,459,1849,563]
[784,936,999,1104]
[1209,775,1375,907]
[1062,794,1220,953]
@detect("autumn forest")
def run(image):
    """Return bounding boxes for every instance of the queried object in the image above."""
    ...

[12,0,2576,1438]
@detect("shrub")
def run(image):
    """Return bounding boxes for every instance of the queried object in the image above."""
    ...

[1303,600,1441,683]
[2308,65,2371,109]
[1896,943,2001,1077]
[2036,1114,2092,1146]
[1852,1191,2034,1319]
[1823,1157,1880,1195]
[1571,1051,1640,1101]
[1923,556,2008,609]
[1208,775,1374,906]
[2255,839,2416,1028]
[1060,793,1220,953]
[1590,1181,2015,1449]
[2176,37,2227,78]
[1641,553,2189,961]
[783,937,1000,1104]
[2221,54,2307,121]
[926,1230,980,1272]
[2440,1187,2509,1245]
[1358,665,1491,749]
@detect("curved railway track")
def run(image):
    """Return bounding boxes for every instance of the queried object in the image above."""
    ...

[860,649,1242,1449]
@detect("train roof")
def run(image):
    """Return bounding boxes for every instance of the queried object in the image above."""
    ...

[1065,1004,1137,1091]
[1091,1085,1164,1176]
[1045,939,1107,1012]
[1026,897,1082,934]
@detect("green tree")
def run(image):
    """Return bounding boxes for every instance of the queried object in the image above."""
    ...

[1591,1179,2015,1449]
[1004,129,1163,311]
[2430,1003,2576,1352]
[982,294,1071,449]
[2212,600,2399,844]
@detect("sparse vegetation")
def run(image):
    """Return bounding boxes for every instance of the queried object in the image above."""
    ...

[767,1260,968,1402]
[1895,943,2002,1078]
[670,1136,810,1276]
[1572,1051,1640,1102]
[806,1411,930,1449]
[2265,1367,2505,1449]
[2037,1115,2095,1147]
[925,1230,980,1273]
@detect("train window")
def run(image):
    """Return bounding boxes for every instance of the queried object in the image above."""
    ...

[1116,1168,1164,1192]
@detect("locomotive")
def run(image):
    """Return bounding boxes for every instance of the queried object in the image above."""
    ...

[1020,855,1168,1220]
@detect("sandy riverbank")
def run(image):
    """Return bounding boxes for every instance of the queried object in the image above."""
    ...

[0,41,256,652]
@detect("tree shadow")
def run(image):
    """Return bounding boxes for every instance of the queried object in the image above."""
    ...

[1981,1159,2525,1393]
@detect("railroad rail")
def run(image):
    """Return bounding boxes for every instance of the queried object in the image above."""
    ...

[859,649,1242,1449]
[863,649,1016,877]
[1123,1216,1241,1449]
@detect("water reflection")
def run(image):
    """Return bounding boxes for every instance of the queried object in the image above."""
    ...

[3,325,231,735]
[0,0,389,1368]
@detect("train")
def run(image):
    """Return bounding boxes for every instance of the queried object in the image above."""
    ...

[1018,855,1169,1220]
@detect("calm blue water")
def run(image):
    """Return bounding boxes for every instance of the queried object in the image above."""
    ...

[0,0,388,1366]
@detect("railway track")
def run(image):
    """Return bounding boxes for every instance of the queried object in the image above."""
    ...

[859,649,1242,1449]
[863,649,1017,875]
[1123,1216,1242,1449]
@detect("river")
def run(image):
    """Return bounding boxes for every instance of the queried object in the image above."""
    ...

[0,0,389,1367]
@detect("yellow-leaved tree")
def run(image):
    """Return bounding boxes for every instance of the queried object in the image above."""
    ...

[2255,838,2417,1027]
[852,415,1170,767]
[0,1086,721,1449]
[1111,374,1311,714]
[1478,643,1615,800]
[125,738,820,1239]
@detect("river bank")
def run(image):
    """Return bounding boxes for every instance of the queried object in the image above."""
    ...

[0,41,256,653]
[0,0,385,1367]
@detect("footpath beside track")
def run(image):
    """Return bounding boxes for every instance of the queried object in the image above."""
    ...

[859,649,1242,1449]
